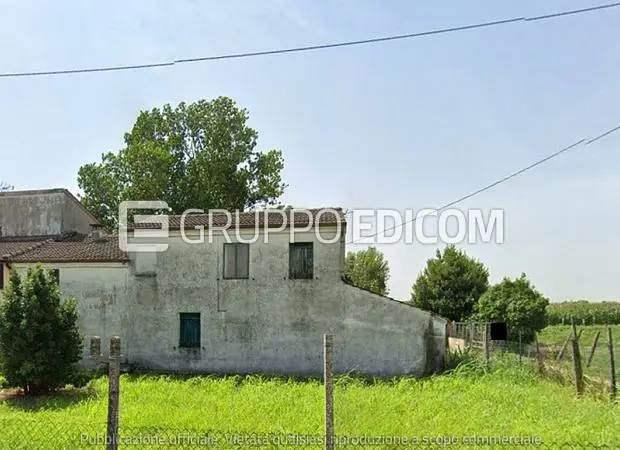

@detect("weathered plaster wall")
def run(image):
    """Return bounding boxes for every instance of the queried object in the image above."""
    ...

[11,262,130,363]
[6,228,446,377]
[0,190,95,237]
[61,196,97,234]
[0,192,64,236]
[123,228,446,376]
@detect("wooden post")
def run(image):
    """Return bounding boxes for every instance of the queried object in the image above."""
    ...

[571,320,584,396]
[534,332,543,375]
[608,326,617,401]
[107,336,121,450]
[586,331,601,368]
[90,336,101,360]
[324,334,334,450]
[518,330,522,364]
[483,323,490,368]
[557,329,583,361]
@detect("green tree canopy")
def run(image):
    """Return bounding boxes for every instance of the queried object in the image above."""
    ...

[409,245,489,321]
[473,273,549,342]
[0,265,83,395]
[344,246,390,296]
[78,97,287,231]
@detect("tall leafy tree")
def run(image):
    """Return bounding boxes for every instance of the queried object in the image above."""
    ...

[473,273,549,342]
[78,97,287,231]
[0,265,83,395]
[410,245,489,321]
[344,246,390,296]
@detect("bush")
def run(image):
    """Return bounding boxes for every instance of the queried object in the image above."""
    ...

[0,265,83,395]
[66,366,98,389]
[410,245,489,321]
[474,273,549,342]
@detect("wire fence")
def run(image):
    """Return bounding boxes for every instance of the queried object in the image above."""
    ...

[447,321,619,401]
[1,417,619,449]
[1,330,619,449]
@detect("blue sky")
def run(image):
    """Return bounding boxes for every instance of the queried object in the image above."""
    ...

[1,0,619,302]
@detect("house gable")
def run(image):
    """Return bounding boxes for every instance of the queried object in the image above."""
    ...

[0,188,100,238]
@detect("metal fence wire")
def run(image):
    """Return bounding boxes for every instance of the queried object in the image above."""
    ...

[1,331,618,450]
[447,321,619,399]
[1,419,619,450]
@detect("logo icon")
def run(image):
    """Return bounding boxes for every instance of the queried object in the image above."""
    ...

[118,201,170,252]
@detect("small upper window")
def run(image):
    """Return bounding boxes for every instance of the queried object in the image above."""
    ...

[223,243,249,279]
[289,243,314,279]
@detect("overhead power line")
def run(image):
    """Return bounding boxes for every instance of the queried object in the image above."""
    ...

[346,123,620,244]
[1,2,619,79]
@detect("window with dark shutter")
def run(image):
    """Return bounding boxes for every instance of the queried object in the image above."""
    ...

[179,313,201,348]
[289,243,314,279]
[223,243,249,279]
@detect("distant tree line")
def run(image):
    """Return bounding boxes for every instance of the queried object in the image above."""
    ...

[546,301,620,325]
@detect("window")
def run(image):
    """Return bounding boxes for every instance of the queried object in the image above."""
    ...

[179,313,201,348]
[0,264,4,290]
[289,243,314,279]
[223,243,249,279]
[50,269,60,284]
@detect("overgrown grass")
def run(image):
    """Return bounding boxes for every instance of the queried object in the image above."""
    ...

[1,354,618,449]
[539,325,620,380]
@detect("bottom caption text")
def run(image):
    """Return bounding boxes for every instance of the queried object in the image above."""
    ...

[80,432,544,447]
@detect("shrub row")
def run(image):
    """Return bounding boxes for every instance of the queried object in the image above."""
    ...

[546,301,620,325]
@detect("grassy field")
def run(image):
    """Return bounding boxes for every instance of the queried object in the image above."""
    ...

[0,355,618,449]
[538,324,620,380]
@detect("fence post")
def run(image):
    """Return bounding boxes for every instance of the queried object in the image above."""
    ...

[483,323,490,368]
[586,331,601,368]
[534,332,543,375]
[570,319,584,396]
[107,336,121,450]
[324,334,334,450]
[89,336,102,360]
[607,326,617,402]
[518,330,522,364]
[557,329,583,361]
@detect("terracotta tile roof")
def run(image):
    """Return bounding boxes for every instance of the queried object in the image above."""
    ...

[0,238,53,260]
[130,207,347,230]
[0,234,65,243]
[0,233,128,263]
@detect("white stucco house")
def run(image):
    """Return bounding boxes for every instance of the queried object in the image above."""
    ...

[0,188,447,377]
